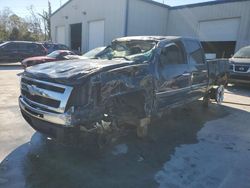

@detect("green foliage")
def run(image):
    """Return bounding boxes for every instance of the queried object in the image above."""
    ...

[9,27,20,40]
[0,7,46,42]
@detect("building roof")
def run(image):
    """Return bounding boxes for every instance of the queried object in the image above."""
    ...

[51,0,73,17]
[51,0,170,17]
[170,0,250,10]
[51,0,250,17]
[139,0,170,8]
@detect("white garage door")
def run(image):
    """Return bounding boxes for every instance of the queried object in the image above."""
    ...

[88,20,105,50]
[198,18,240,41]
[56,26,66,44]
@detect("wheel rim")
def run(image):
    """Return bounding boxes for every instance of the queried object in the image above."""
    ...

[216,86,224,104]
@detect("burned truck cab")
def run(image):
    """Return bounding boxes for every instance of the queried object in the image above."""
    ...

[19,36,215,142]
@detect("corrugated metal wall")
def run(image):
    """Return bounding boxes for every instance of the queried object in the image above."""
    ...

[126,0,169,36]
[51,0,127,52]
[167,1,250,51]
[51,0,250,52]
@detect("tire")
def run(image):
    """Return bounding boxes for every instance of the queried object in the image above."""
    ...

[202,95,210,108]
[136,117,150,138]
[215,85,225,104]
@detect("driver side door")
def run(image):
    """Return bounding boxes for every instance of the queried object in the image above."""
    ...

[155,42,191,110]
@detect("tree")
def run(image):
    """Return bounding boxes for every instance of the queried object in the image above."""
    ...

[0,7,13,41]
[0,26,8,40]
[26,5,44,41]
[38,1,52,41]
[0,7,45,41]
[9,27,20,40]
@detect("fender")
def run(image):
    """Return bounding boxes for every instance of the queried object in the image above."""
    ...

[75,63,155,125]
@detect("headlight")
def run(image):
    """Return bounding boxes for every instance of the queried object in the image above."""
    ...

[60,106,75,127]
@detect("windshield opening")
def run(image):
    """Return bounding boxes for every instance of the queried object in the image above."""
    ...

[83,47,106,58]
[47,51,60,58]
[233,46,250,58]
[97,40,157,62]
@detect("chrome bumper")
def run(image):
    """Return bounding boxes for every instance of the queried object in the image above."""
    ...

[19,97,73,126]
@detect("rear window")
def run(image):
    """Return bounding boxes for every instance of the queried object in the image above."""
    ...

[184,39,205,64]
[190,49,204,64]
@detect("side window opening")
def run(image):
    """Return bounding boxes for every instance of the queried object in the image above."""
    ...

[190,48,204,64]
[159,43,185,67]
[4,43,17,50]
[185,39,205,64]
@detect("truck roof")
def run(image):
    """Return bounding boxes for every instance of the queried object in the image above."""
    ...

[113,36,198,42]
[113,36,189,42]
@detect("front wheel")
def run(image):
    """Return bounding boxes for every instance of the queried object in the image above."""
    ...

[136,117,150,138]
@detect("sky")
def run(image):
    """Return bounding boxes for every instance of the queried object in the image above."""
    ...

[0,0,214,18]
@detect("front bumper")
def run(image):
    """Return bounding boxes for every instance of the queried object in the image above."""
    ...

[19,96,73,126]
[21,108,68,138]
[229,72,250,84]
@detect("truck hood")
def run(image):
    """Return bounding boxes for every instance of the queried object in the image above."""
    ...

[24,59,133,85]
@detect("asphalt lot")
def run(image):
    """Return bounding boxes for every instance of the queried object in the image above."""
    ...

[0,65,250,188]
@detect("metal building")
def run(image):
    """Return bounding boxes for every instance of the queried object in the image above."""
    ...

[51,0,250,58]
[167,0,250,58]
[51,0,169,52]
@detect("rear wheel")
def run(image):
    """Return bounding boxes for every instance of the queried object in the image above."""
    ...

[215,85,225,104]
[202,94,210,108]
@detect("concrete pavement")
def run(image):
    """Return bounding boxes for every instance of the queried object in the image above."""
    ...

[0,67,250,188]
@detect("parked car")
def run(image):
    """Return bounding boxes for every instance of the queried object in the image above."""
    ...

[65,46,107,60]
[19,36,227,145]
[229,45,250,84]
[43,42,82,55]
[0,41,47,63]
[21,50,76,68]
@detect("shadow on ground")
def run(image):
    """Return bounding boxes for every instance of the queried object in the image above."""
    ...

[226,84,250,97]
[0,63,23,71]
[0,101,236,188]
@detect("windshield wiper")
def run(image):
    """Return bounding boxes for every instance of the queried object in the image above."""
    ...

[112,56,131,61]
[234,56,250,58]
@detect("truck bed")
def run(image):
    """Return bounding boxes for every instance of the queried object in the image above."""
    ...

[207,59,229,85]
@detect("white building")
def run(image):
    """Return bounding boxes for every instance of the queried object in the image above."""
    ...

[51,0,250,58]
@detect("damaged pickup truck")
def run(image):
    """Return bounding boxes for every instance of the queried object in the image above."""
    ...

[19,36,227,144]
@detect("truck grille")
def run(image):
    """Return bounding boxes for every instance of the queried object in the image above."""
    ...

[235,65,249,73]
[21,76,73,113]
